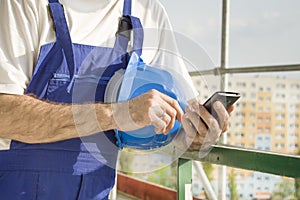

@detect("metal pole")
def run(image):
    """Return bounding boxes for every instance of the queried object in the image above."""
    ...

[193,161,218,200]
[189,64,300,76]
[219,0,230,199]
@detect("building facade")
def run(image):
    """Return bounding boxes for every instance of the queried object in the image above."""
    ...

[191,75,300,199]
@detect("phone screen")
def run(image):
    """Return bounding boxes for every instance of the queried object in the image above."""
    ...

[203,91,240,112]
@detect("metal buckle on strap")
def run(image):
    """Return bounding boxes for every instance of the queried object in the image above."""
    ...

[117,16,132,39]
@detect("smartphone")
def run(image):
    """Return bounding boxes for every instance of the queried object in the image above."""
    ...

[203,91,240,114]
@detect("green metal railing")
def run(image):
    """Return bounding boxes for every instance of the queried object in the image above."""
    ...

[175,0,300,199]
[177,145,300,200]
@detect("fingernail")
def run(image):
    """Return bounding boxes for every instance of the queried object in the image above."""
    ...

[213,101,222,110]
[192,102,199,111]
[186,105,194,113]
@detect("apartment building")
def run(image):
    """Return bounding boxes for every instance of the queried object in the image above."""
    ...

[191,74,300,199]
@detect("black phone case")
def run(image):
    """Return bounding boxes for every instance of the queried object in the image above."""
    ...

[203,91,240,116]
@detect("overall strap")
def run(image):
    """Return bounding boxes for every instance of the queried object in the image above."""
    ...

[115,0,144,56]
[123,0,132,16]
[48,0,75,80]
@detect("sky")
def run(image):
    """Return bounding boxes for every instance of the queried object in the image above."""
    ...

[160,0,300,76]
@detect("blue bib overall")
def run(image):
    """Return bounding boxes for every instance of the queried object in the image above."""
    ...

[0,0,143,199]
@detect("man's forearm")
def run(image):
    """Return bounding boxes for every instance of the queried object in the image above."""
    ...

[0,94,115,143]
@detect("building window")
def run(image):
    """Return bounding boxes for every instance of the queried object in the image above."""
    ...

[275,143,285,149]
[235,133,245,138]
[276,93,286,99]
[290,124,299,129]
[276,113,285,120]
[236,123,245,128]
[236,112,245,118]
[291,83,300,89]
[276,103,285,109]
[258,136,263,140]
[290,114,299,119]
[237,82,246,87]
[258,128,263,132]
[276,124,285,129]
[290,104,299,110]
[235,143,245,147]
[289,143,298,148]
[276,83,286,89]
[275,133,284,139]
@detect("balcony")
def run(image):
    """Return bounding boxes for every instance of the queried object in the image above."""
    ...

[113,0,300,199]
[113,145,300,200]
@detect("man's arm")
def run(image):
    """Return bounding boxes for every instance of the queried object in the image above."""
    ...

[0,90,184,144]
[0,93,113,143]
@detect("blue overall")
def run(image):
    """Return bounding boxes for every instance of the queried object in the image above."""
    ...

[0,0,143,199]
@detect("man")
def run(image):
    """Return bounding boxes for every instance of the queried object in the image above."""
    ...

[0,0,230,199]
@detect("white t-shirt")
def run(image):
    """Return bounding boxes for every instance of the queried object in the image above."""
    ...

[0,0,197,148]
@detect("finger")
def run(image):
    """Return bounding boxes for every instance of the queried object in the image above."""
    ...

[213,101,229,132]
[149,107,168,134]
[191,101,217,130]
[161,114,172,134]
[227,105,234,114]
[186,112,215,147]
[181,115,197,146]
[160,101,177,134]
[152,115,168,134]
[159,92,184,123]
[149,103,176,134]
[185,106,208,135]
[182,114,214,152]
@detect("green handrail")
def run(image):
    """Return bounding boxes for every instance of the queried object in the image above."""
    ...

[177,145,300,200]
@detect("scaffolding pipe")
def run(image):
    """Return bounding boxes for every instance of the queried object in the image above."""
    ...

[193,161,218,200]
[189,64,300,76]
[219,0,230,199]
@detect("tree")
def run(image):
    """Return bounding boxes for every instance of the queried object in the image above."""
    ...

[228,169,239,200]
[272,180,296,200]
[295,179,300,200]
[118,149,135,175]
[202,162,214,199]
[202,162,214,182]
[146,161,177,189]
[295,150,300,199]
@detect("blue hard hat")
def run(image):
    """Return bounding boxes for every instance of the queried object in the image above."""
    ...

[105,52,188,150]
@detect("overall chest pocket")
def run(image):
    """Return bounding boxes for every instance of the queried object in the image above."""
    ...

[46,73,110,104]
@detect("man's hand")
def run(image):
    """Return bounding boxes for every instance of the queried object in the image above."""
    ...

[181,100,231,152]
[112,89,184,134]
